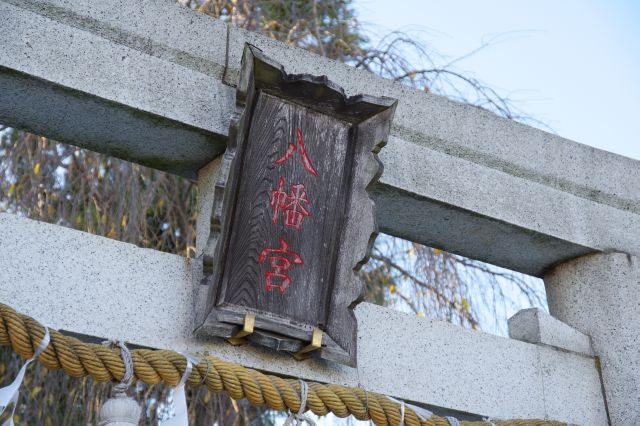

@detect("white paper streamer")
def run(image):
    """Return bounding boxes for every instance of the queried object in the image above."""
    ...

[387,396,433,422]
[0,326,50,426]
[483,417,497,426]
[444,416,461,426]
[161,353,200,426]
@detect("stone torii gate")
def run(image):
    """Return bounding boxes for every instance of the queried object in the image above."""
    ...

[1,0,639,424]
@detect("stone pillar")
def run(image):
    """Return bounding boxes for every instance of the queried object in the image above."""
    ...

[544,252,640,425]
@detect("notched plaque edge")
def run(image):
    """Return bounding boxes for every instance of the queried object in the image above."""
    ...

[195,43,397,367]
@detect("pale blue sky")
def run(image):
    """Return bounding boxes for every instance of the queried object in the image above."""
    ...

[356,0,640,160]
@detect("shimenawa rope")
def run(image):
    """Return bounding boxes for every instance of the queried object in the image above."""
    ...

[0,303,567,426]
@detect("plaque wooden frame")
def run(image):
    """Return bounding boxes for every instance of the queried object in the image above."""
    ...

[196,44,397,366]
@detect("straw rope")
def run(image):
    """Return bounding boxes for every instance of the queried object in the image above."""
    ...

[0,303,565,426]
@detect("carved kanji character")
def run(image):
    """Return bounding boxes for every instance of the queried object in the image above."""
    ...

[269,177,311,230]
[258,238,304,294]
[274,128,318,176]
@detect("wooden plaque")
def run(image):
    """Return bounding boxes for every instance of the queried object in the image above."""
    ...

[196,45,397,366]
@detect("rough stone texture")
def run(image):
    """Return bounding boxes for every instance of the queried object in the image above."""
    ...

[372,138,632,277]
[0,64,225,178]
[356,304,607,425]
[0,213,607,425]
[4,0,228,78]
[0,0,232,177]
[537,346,607,424]
[2,0,639,276]
[508,308,593,356]
[0,212,195,350]
[545,252,640,425]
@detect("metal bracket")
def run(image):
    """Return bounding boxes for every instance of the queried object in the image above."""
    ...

[292,328,323,360]
[227,314,255,346]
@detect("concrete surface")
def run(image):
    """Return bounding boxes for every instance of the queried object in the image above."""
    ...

[508,308,593,357]
[545,252,640,425]
[1,0,639,277]
[0,213,607,425]
[0,0,232,176]
[6,0,229,78]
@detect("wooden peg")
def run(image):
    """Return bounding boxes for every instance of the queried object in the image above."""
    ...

[292,328,323,360]
[227,314,255,346]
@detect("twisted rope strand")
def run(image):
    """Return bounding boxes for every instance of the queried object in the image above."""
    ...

[0,303,566,426]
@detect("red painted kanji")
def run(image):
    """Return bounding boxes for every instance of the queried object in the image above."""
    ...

[274,128,318,176]
[270,177,311,229]
[259,238,304,294]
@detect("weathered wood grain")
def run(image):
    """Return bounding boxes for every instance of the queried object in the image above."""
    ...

[196,44,397,366]
[217,92,351,326]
